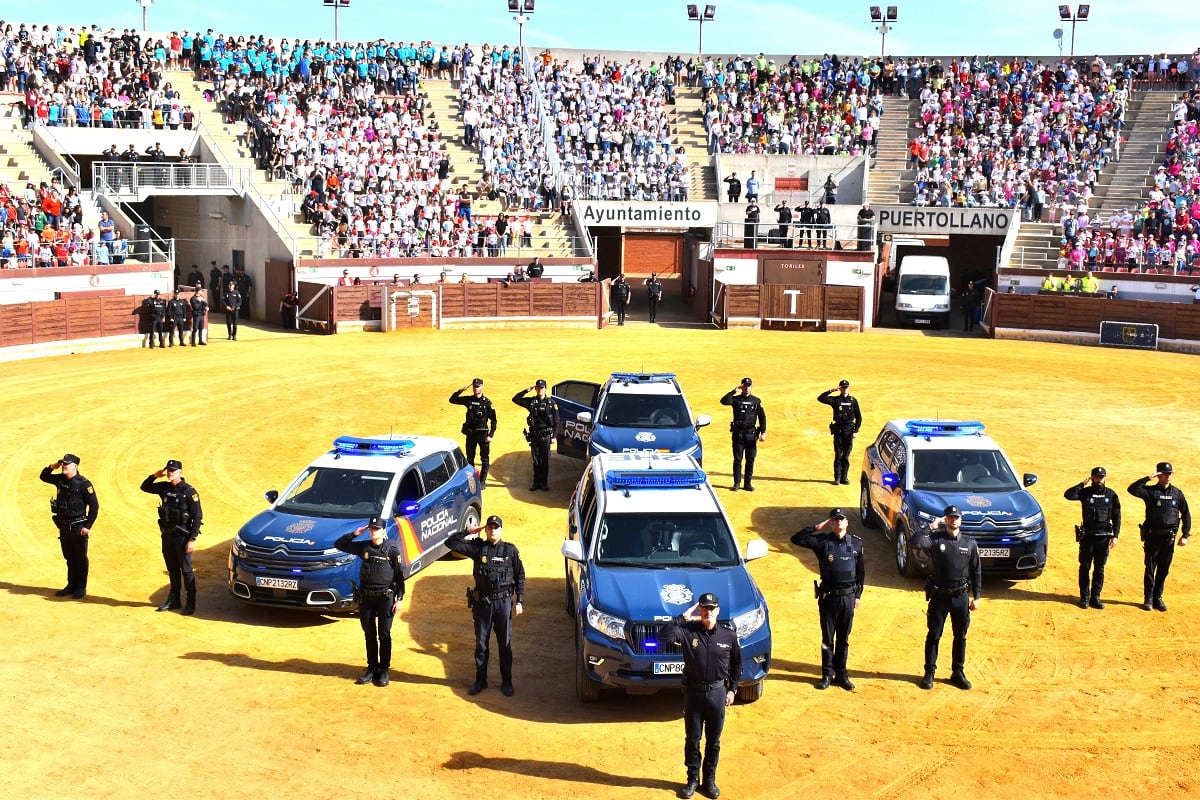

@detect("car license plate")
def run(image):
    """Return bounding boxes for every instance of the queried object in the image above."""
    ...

[978,548,1010,559]
[255,576,299,590]
[653,661,684,675]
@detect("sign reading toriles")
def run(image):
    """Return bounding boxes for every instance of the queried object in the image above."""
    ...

[577,201,718,229]
[876,207,1015,237]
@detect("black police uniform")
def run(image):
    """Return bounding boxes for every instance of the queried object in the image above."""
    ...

[189,293,208,345]
[743,201,760,249]
[280,291,298,330]
[224,287,242,340]
[1064,476,1122,607]
[449,386,498,484]
[445,528,526,693]
[773,202,793,246]
[660,605,743,795]
[140,471,203,613]
[611,277,631,325]
[186,267,205,288]
[335,528,406,685]
[818,387,862,484]
[208,265,222,304]
[790,523,865,688]
[645,275,663,323]
[144,293,167,348]
[512,387,557,490]
[39,460,100,598]
[797,203,816,248]
[167,296,188,346]
[815,204,832,248]
[911,522,981,686]
[1127,471,1191,609]
[720,386,766,491]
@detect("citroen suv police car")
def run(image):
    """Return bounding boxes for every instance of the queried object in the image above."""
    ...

[228,435,482,611]
[859,420,1047,579]
[562,452,771,703]
[552,372,712,464]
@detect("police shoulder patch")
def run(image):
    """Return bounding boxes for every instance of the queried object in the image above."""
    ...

[86,486,94,494]
[191,494,199,501]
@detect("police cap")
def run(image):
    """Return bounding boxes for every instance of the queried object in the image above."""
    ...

[697,592,720,608]
[1157,461,1174,474]
[534,379,547,389]
[943,505,962,518]
[829,508,847,519]
[61,453,81,465]
[1091,466,1106,477]
[485,514,503,529]
[838,379,851,388]
[472,377,484,388]
[740,377,752,386]
[367,516,385,529]
[153,289,161,295]
[164,459,183,471]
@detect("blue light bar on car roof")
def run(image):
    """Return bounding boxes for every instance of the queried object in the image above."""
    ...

[610,372,676,383]
[333,436,416,456]
[905,420,986,437]
[605,469,706,488]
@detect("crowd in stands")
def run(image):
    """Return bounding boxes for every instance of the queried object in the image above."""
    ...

[0,175,115,267]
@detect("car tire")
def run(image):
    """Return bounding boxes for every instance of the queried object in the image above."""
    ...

[450,505,481,560]
[736,680,764,703]
[576,634,601,703]
[859,479,881,529]
[895,522,916,578]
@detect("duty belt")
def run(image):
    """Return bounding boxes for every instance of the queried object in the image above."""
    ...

[360,588,392,599]
[687,680,727,692]
[820,584,857,597]
[478,589,513,601]
[931,582,969,597]
[1146,528,1178,537]
[1081,527,1114,536]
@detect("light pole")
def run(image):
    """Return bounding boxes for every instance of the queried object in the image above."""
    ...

[507,0,536,60]
[1057,4,1090,59]
[137,0,153,33]
[686,4,716,61]
[868,6,898,59]
[322,0,351,44]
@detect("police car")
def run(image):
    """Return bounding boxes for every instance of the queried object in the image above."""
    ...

[859,420,1047,579]
[552,372,712,464]
[562,452,771,702]
[228,435,482,611]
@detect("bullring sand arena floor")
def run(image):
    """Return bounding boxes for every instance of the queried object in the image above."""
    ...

[2,321,1198,800]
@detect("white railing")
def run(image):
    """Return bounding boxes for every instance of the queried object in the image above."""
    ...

[91,161,248,194]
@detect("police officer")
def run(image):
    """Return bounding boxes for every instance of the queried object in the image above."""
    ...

[512,379,556,491]
[743,200,760,249]
[223,280,242,340]
[39,453,99,599]
[814,201,832,248]
[796,200,816,248]
[280,289,298,330]
[1064,466,1122,609]
[720,377,766,492]
[818,380,862,485]
[446,515,526,696]
[773,200,793,246]
[144,289,167,348]
[335,516,405,687]
[140,459,203,615]
[611,274,631,325]
[912,506,981,690]
[1127,462,1191,611]
[189,288,208,346]
[166,290,188,347]
[208,261,222,305]
[790,509,865,691]
[450,378,498,486]
[660,593,742,799]
[644,272,663,323]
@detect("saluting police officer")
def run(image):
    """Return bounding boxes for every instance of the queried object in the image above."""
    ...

[166,290,188,347]
[446,515,525,696]
[611,274,632,326]
[660,592,742,800]
[720,377,766,492]
[818,379,862,485]
[790,508,865,691]
[39,453,100,599]
[449,378,498,487]
[1127,462,1191,611]
[912,505,981,690]
[140,459,203,615]
[512,379,557,491]
[1064,466,1122,609]
[189,288,208,346]
[335,516,405,687]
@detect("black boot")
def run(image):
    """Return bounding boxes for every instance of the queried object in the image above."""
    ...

[919,669,935,690]
[678,776,699,799]
[355,667,377,685]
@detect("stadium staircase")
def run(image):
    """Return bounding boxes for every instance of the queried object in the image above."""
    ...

[671,87,718,201]
[866,96,920,206]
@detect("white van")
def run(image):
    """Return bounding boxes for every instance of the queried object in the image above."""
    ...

[894,254,951,327]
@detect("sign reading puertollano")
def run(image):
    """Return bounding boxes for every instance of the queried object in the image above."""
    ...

[576,201,718,229]
[875,206,1016,237]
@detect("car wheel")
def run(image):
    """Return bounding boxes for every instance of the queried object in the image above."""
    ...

[451,505,480,560]
[859,479,881,529]
[563,565,576,618]
[895,522,916,577]
[576,635,601,702]
[736,680,764,703]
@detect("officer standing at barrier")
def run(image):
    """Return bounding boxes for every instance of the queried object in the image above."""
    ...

[446,515,525,696]
[335,516,405,687]
[189,287,208,346]
[1127,462,1191,611]
[167,290,188,347]
[818,380,862,484]
[743,200,760,249]
[645,272,663,323]
[797,200,815,248]
[140,459,203,615]
[1064,466,1122,609]
[39,454,99,599]
[720,377,766,492]
[224,280,242,340]
[773,200,793,246]
[450,378,497,486]
[912,506,981,690]
[611,274,631,325]
[512,379,556,491]
[790,509,865,691]
[144,289,167,348]
[659,592,741,800]
[815,201,832,248]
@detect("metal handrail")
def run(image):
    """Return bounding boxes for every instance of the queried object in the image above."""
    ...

[91,161,248,194]
[712,220,876,251]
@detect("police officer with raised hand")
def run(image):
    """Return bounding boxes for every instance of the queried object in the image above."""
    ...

[720,377,766,492]
[166,290,188,347]
[140,459,203,615]
[450,378,497,487]
[611,274,631,325]
[660,592,741,799]
[335,516,405,687]
[790,509,865,691]
[1127,462,1191,611]
[446,515,525,696]
[912,505,981,690]
[818,379,862,485]
[1064,466,1121,609]
[512,379,556,491]
[39,454,99,599]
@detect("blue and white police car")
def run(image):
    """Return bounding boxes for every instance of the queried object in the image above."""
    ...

[228,435,482,611]
[562,452,771,702]
[859,420,1047,579]
[552,372,712,464]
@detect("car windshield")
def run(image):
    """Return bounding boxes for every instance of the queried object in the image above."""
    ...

[275,467,394,518]
[898,274,948,295]
[911,449,1020,491]
[595,513,739,567]
[597,393,692,428]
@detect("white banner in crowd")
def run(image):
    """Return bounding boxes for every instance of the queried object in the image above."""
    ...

[576,201,719,229]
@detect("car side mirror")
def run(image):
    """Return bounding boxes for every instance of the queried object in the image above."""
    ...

[882,472,900,489]
[744,539,768,562]
[396,500,420,516]
[695,413,712,429]
[576,411,593,425]
[1023,473,1038,487]
[561,539,585,562]
[265,490,278,504]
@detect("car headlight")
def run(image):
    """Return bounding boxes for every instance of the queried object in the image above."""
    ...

[1016,513,1046,532]
[232,535,247,557]
[732,604,766,640]
[898,302,913,309]
[585,601,626,640]
[590,440,613,454]
[680,443,700,456]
